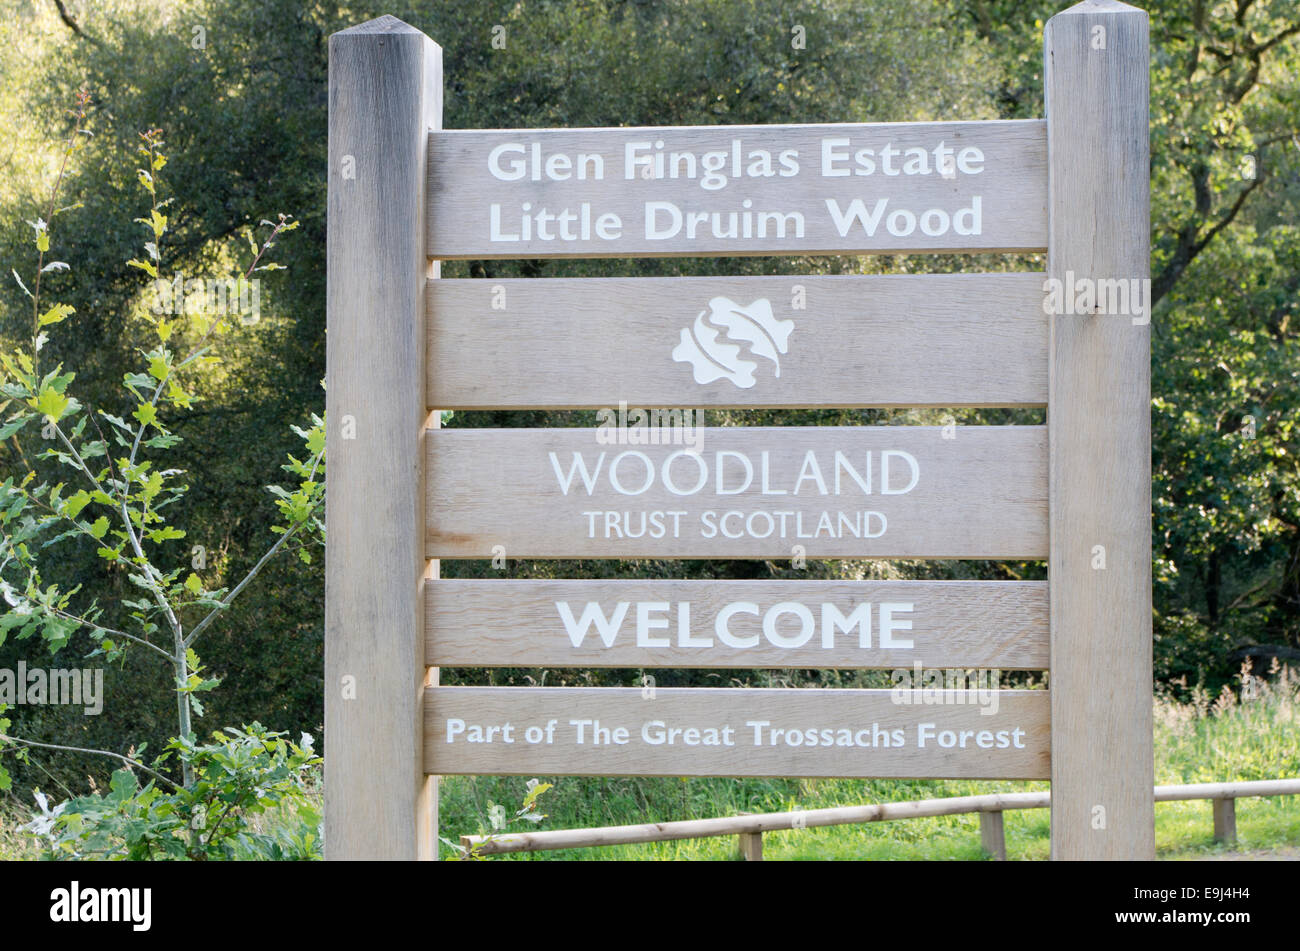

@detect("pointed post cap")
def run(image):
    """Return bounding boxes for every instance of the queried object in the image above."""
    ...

[332,14,427,37]
[1050,0,1147,19]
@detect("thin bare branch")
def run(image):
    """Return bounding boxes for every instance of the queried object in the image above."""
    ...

[1,735,178,790]
[184,493,323,648]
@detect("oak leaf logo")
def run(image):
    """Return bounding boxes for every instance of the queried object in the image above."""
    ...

[672,297,795,389]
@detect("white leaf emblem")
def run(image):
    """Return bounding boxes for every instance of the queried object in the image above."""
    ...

[672,297,794,389]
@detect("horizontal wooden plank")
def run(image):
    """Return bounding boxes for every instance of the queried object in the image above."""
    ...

[427,273,1047,409]
[427,579,1048,669]
[427,120,1046,257]
[426,426,1047,559]
[425,687,1050,778]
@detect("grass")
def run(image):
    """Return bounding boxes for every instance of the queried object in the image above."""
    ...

[0,805,39,860]
[438,662,1300,860]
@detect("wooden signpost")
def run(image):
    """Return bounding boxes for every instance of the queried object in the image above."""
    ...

[326,0,1152,861]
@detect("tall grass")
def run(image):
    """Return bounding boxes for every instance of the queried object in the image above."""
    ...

[0,805,38,860]
[1155,659,1300,784]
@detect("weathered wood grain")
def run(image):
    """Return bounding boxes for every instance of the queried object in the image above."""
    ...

[426,425,1047,559]
[426,273,1048,409]
[425,687,1051,778]
[426,579,1049,669]
[426,120,1047,257]
[1045,0,1154,860]
[325,15,440,861]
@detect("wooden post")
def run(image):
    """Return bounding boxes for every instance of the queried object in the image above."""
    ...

[326,15,442,860]
[1212,799,1238,846]
[979,811,1007,861]
[737,832,763,861]
[1044,1,1154,859]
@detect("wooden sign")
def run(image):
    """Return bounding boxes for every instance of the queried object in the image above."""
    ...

[427,273,1047,409]
[326,6,1154,862]
[427,579,1048,669]
[427,425,1047,559]
[426,120,1047,257]
[425,687,1050,779]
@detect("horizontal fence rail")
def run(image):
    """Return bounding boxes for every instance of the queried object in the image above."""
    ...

[426,120,1048,258]
[460,779,1300,859]
[425,425,1048,559]
[425,686,1051,779]
[426,579,1050,669]
[426,273,1048,409]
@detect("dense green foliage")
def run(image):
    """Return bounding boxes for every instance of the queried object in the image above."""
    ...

[0,0,1297,809]
[26,724,320,860]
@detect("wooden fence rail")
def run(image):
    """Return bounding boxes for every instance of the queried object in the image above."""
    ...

[461,778,1300,860]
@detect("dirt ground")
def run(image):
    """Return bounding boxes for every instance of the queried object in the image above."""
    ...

[1195,846,1300,861]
